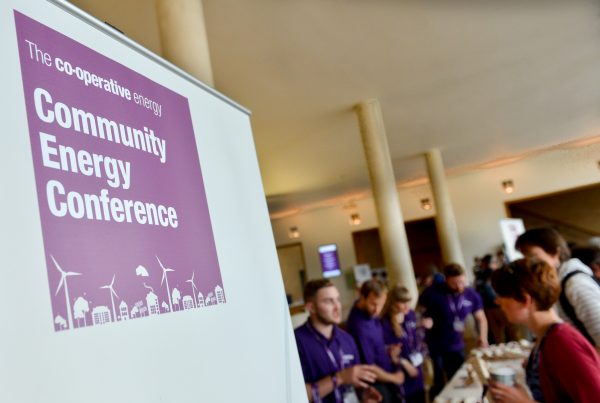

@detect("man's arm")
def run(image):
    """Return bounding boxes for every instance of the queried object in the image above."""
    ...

[304,365,378,402]
[370,365,405,384]
[473,309,489,347]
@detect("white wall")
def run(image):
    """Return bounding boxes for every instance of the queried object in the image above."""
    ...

[271,142,600,312]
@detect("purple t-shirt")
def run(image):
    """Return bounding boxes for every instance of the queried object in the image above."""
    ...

[346,303,394,372]
[294,320,360,403]
[418,283,483,353]
[381,310,425,397]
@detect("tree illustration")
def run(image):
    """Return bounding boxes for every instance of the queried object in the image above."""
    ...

[172,287,181,310]
[54,315,67,330]
[73,296,90,327]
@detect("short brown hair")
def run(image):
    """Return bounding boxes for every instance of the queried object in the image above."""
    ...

[491,258,560,310]
[359,279,388,298]
[443,263,465,278]
[303,279,334,302]
[515,227,571,263]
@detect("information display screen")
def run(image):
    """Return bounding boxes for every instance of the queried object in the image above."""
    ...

[318,244,341,278]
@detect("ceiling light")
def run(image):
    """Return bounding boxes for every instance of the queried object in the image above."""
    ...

[288,226,300,239]
[349,213,361,226]
[502,180,515,194]
[420,198,432,211]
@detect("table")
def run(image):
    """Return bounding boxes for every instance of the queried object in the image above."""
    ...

[433,357,527,403]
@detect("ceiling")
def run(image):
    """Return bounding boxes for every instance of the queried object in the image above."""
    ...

[71,0,600,216]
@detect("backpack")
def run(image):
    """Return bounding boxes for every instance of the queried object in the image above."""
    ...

[559,270,600,346]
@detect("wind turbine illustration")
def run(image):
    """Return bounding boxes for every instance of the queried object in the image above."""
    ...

[100,274,119,322]
[51,255,81,330]
[186,272,199,308]
[157,256,174,313]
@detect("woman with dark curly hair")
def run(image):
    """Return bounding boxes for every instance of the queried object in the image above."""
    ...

[488,258,600,403]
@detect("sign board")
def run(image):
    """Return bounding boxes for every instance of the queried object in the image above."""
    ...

[0,1,305,402]
[499,218,526,262]
[353,263,372,284]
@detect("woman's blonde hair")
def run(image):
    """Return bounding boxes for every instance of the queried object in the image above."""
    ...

[381,285,412,338]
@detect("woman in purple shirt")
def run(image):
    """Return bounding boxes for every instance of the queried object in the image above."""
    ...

[381,285,432,403]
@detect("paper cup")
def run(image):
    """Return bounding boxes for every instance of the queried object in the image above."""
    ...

[490,366,516,386]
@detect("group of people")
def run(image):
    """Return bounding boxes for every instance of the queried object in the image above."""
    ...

[294,227,600,402]
[294,261,489,402]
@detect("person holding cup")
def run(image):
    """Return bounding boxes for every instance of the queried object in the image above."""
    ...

[489,258,600,402]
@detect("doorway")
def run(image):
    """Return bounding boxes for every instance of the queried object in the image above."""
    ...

[276,242,307,304]
[352,217,443,280]
[506,183,600,246]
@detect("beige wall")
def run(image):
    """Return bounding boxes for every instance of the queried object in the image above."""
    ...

[70,0,162,55]
[271,143,600,314]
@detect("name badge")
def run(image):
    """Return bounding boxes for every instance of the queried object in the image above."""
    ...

[342,354,355,366]
[409,352,424,367]
[453,320,465,332]
[343,388,360,403]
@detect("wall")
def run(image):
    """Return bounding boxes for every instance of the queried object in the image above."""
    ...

[271,142,600,313]
[70,0,162,55]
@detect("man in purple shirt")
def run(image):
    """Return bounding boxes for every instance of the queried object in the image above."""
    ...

[418,263,488,398]
[295,279,382,403]
[346,279,405,403]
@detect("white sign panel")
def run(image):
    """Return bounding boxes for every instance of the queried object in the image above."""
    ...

[499,218,526,262]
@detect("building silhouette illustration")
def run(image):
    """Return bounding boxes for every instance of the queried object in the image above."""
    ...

[197,292,205,307]
[92,306,111,325]
[215,285,225,304]
[182,295,194,310]
[119,300,129,321]
[146,291,160,316]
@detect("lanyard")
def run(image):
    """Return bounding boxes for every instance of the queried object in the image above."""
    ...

[306,321,345,403]
[447,294,465,320]
[402,318,417,351]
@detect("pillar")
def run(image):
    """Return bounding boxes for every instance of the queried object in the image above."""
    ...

[155,0,214,86]
[355,99,418,301]
[425,148,465,267]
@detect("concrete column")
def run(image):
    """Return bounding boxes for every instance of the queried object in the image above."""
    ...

[425,148,465,267]
[156,0,214,87]
[355,99,418,300]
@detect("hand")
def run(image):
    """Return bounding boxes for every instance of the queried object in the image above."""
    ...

[388,343,402,364]
[359,385,382,403]
[338,365,377,388]
[400,358,419,378]
[488,381,534,403]
[420,317,433,329]
[478,336,489,348]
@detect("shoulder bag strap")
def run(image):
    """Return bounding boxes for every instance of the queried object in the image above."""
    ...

[559,270,596,346]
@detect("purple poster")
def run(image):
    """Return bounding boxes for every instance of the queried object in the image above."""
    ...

[14,11,225,332]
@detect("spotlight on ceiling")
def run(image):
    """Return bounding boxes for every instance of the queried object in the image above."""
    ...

[288,226,300,239]
[502,180,515,194]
